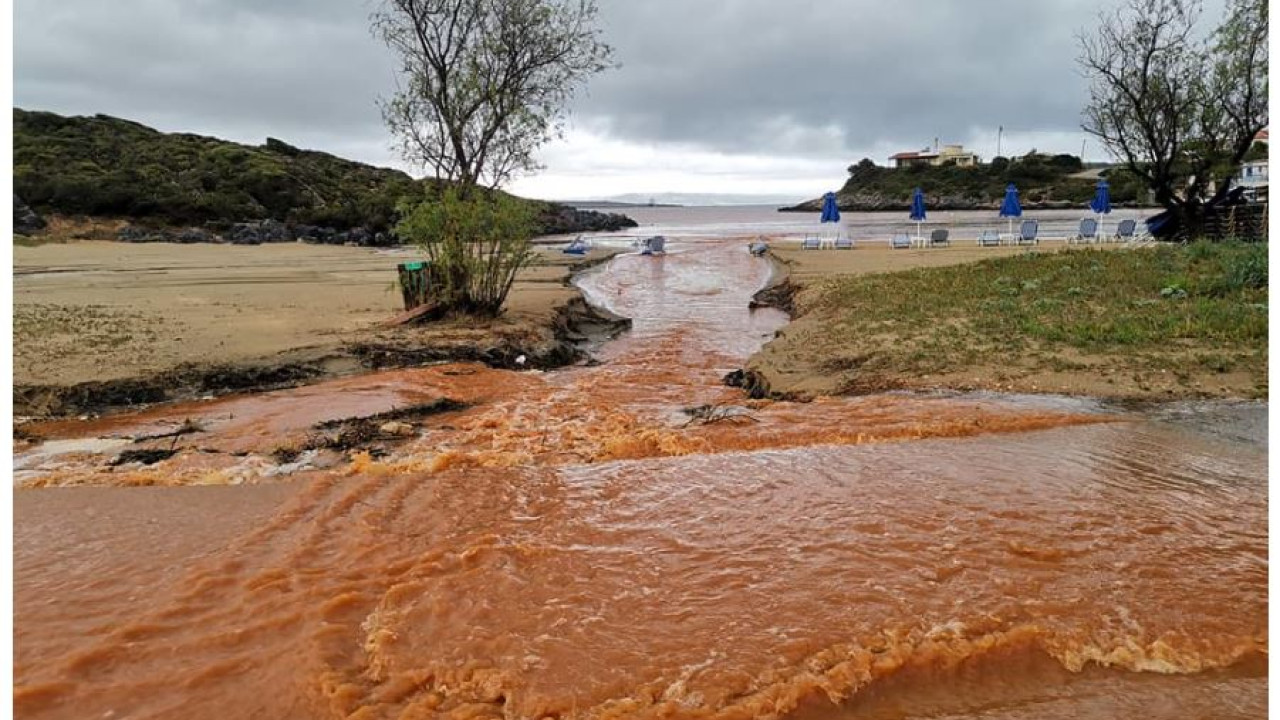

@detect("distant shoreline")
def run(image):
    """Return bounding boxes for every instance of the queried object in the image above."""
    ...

[777,202,1158,213]
[560,201,683,209]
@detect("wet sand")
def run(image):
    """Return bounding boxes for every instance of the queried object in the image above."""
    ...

[14,241,614,414]
[13,239,1267,718]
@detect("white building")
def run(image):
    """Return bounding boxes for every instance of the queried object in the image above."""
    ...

[1235,128,1267,201]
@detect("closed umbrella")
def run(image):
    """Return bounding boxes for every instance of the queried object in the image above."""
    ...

[909,187,927,244]
[819,191,841,246]
[999,183,1022,238]
[1089,179,1112,215]
[1090,179,1112,237]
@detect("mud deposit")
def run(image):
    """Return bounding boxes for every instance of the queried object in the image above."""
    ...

[14,240,1267,719]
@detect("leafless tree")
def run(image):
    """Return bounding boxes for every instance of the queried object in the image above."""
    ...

[373,0,614,190]
[1078,0,1267,233]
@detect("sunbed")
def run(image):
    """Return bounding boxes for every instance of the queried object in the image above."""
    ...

[1071,218,1099,244]
[1114,218,1138,242]
[802,236,820,250]
[930,228,950,247]
[640,235,666,255]
[978,230,1001,247]
[834,235,854,249]
[891,233,912,249]
[1017,219,1040,245]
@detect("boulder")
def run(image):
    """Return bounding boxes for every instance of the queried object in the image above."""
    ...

[538,205,638,235]
[346,227,370,246]
[14,195,46,235]
[292,224,322,242]
[227,223,263,245]
[176,227,219,244]
[117,224,169,242]
[259,219,290,242]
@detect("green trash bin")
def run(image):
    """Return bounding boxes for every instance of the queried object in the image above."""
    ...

[397,261,431,310]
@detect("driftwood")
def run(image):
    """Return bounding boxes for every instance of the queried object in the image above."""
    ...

[131,418,204,443]
[381,301,442,327]
[680,404,760,428]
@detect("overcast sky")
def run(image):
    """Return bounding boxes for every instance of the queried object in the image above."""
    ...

[13,0,1229,200]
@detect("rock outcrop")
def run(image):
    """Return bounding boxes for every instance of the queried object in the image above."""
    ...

[539,205,638,235]
[14,194,45,235]
[108,205,637,247]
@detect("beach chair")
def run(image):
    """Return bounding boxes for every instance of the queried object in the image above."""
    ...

[978,230,1001,247]
[640,235,666,255]
[1071,218,1098,245]
[930,228,950,247]
[1017,219,1039,245]
[834,235,854,250]
[748,241,769,257]
[891,233,912,249]
[1114,218,1138,243]
[802,236,820,250]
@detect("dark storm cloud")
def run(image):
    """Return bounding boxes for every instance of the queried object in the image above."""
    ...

[14,0,1230,169]
[583,0,1114,157]
[14,0,399,159]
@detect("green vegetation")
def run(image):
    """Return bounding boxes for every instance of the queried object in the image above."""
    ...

[14,108,421,231]
[396,186,537,315]
[833,154,1145,209]
[806,243,1266,395]
[14,108,634,243]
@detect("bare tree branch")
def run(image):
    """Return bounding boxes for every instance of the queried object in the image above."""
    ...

[373,0,614,189]
[1077,0,1268,232]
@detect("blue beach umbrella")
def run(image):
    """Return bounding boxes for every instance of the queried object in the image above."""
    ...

[1089,179,1112,216]
[820,192,841,223]
[909,187,927,240]
[819,191,841,244]
[999,183,1022,235]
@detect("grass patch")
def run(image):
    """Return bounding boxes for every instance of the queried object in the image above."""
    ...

[803,243,1267,393]
[14,234,69,247]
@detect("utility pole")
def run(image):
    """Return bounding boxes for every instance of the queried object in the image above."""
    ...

[997,125,1003,158]
[1080,138,1087,162]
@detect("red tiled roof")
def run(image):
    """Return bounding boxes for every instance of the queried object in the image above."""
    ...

[1255,128,1269,141]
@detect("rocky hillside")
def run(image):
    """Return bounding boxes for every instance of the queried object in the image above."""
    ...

[13,108,635,242]
[784,155,1146,212]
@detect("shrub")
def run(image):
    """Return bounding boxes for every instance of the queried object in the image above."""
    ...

[395,186,536,316]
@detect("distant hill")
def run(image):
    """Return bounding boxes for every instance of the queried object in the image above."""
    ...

[598,193,808,207]
[783,155,1145,212]
[13,108,635,237]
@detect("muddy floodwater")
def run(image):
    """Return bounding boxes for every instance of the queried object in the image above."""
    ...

[14,239,1267,719]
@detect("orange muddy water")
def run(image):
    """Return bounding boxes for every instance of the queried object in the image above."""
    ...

[14,240,1268,719]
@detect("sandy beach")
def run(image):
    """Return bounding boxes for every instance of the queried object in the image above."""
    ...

[14,241,620,415]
